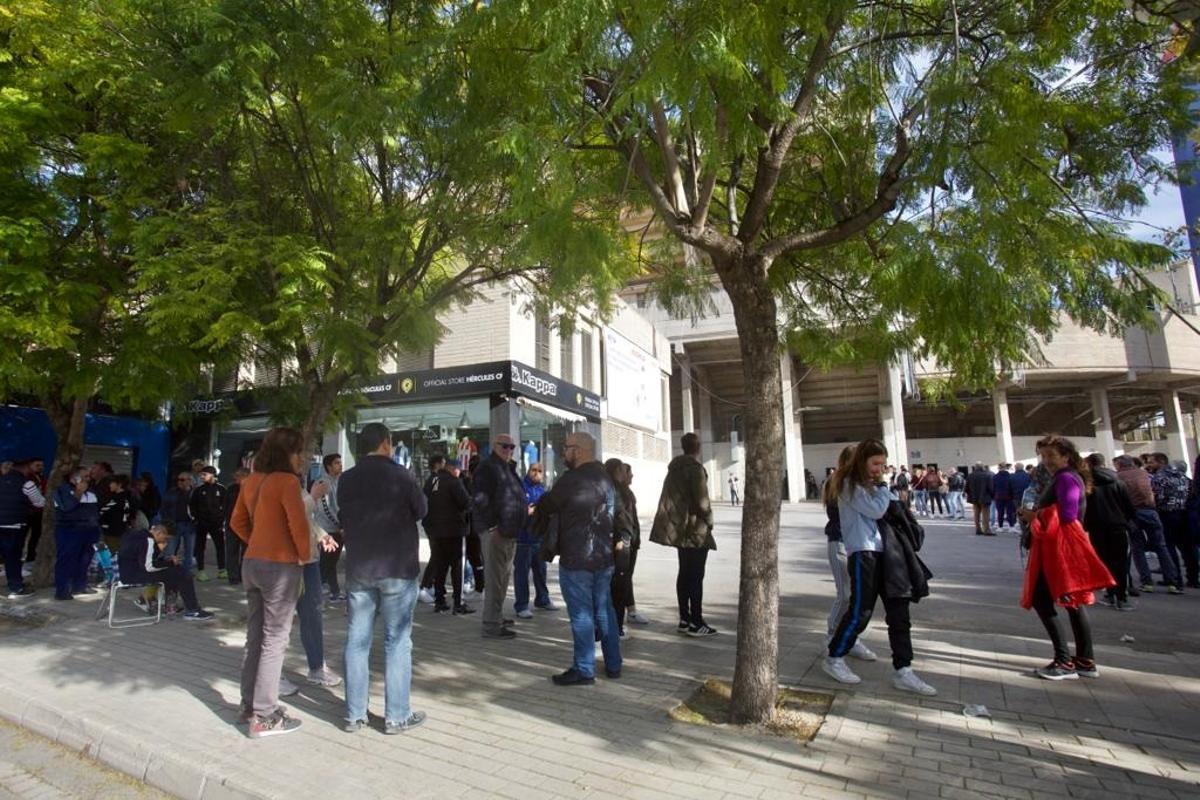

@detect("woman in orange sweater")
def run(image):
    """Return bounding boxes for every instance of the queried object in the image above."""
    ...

[230,427,311,739]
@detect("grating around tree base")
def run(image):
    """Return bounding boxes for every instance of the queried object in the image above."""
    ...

[669,678,833,742]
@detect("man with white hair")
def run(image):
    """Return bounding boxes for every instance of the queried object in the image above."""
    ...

[472,433,527,639]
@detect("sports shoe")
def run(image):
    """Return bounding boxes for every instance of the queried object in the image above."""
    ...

[676,620,690,633]
[482,626,516,639]
[418,588,435,605]
[237,707,255,725]
[453,604,476,615]
[821,656,861,685]
[307,666,342,687]
[892,667,937,696]
[342,718,366,733]
[551,668,595,686]
[6,587,34,599]
[249,709,301,739]
[1035,660,1078,681]
[1116,600,1136,612]
[627,610,650,625]
[687,624,718,637]
[1072,658,1099,678]
[183,609,215,622]
[326,592,345,604]
[849,641,878,661]
[1099,594,1116,608]
[516,608,534,619]
[1139,584,1155,593]
[217,569,228,580]
[534,599,559,611]
[133,596,152,613]
[278,676,300,696]
[605,669,621,679]
[196,570,210,583]
[433,601,450,614]
[385,711,426,734]
[1168,585,1184,595]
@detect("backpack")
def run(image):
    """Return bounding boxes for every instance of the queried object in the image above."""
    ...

[312,476,340,533]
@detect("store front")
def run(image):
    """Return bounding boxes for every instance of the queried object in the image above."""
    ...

[188,360,602,487]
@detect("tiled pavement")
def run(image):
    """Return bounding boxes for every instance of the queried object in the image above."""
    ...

[0,504,1197,799]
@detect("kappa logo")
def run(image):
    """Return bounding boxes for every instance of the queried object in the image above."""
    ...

[511,365,558,397]
[400,377,414,394]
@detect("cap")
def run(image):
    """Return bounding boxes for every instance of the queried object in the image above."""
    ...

[200,466,218,476]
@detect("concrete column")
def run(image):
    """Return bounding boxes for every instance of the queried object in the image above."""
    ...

[679,359,695,433]
[1090,387,1116,463]
[589,326,603,394]
[697,367,719,500]
[780,353,804,503]
[1161,389,1191,469]
[880,364,910,467]
[567,331,581,385]
[490,399,520,445]
[993,387,1015,466]
[548,326,562,379]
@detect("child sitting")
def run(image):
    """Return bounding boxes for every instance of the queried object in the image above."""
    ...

[118,524,214,622]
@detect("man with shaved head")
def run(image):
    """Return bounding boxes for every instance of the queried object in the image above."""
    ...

[533,431,621,685]
[472,433,528,638]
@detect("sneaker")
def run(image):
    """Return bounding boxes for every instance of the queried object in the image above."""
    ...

[1072,658,1099,679]
[1099,594,1116,608]
[453,604,476,615]
[1139,584,1154,593]
[515,608,533,619]
[687,624,718,637]
[433,601,450,614]
[627,610,650,625]
[278,676,300,697]
[6,587,34,599]
[237,707,255,726]
[418,588,435,605]
[183,609,215,622]
[821,656,862,685]
[551,668,595,686]
[676,620,690,634]
[1168,585,1184,595]
[892,667,938,696]
[605,669,621,679]
[76,586,99,595]
[1116,600,1136,612]
[133,596,151,613]
[384,711,426,734]
[342,718,366,733]
[249,709,301,739]
[327,592,345,604]
[54,593,74,601]
[307,666,343,687]
[196,570,210,583]
[849,641,878,661]
[534,599,559,611]
[1035,660,1079,681]
[482,626,516,639]
[217,569,228,580]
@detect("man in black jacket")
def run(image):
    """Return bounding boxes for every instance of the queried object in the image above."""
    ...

[424,457,474,615]
[966,463,995,536]
[472,434,526,640]
[1084,454,1138,609]
[534,432,621,685]
[188,466,226,582]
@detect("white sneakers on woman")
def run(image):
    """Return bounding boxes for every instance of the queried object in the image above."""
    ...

[822,656,862,685]
[849,641,877,661]
[892,667,938,696]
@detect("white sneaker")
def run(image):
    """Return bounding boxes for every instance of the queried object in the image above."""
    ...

[515,608,533,619]
[892,667,937,696]
[849,641,878,661]
[306,666,342,687]
[278,676,300,697]
[418,588,435,605]
[627,610,650,625]
[821,656,861,685]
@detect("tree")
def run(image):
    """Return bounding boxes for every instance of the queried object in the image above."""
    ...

[0,0,212,585]
[131,0,636,451]
[462,1,1192,722]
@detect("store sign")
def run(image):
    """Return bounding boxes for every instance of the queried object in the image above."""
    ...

[183,397,233,415]
[508,361,601,418]
[397,363,508,400]
[603,329,661,431]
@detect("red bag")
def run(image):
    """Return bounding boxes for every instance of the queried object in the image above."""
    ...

[1020,505,1114,610]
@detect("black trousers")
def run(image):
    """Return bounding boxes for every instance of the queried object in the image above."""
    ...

[153,565,201,612]
[319,530,343,595]
[1161,509,1199,586]
[194,521,225,571]
[828,550,914,670]
[427,536,465,605]
[1089,525,1128,603]
[676,547,709,626]
[1031,572,1093,663]
[927,491,945,515]
[0,528,26,592]
[611,546,638,627]
[24,510,41,562]
[465,531,484,590]
[224,528,244,584]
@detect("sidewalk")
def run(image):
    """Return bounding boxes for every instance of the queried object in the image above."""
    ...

[0,505,1197,799]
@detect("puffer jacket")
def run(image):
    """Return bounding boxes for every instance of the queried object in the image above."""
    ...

[650,455,715,550]
[533,461,615,572]
[471,454,527,538]
[1084,467,1136,534]
[612,484,640,549]
[876,499,932,601]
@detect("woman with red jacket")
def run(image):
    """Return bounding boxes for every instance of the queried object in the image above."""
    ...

[1019,434,1114,681]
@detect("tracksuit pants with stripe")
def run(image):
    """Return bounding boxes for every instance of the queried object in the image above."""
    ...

[827,550,913,670]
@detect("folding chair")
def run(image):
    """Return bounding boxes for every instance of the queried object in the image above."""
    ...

[95,579,165,628]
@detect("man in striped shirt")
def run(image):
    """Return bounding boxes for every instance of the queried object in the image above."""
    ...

[0,460,45,598]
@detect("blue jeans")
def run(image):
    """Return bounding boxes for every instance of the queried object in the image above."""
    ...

[297,561,325,671]
[1132,508,1181,587]
[913,490,928,515]
[558,567,621,678]
[947,491,965,518]
[513,540,550,612]
[344,576,418,725]
[166,521,196,574]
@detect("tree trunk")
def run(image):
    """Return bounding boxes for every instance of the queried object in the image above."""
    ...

[32,393,89,589]
[300,380,343,461]
[717,253,785,725]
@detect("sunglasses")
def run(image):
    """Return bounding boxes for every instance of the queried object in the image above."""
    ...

[497,443,516,451]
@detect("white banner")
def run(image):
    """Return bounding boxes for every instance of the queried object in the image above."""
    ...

[604,329,661,431]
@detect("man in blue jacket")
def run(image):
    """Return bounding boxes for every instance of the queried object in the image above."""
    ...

[53,469,102,600]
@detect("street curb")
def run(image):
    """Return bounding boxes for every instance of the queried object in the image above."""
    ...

[0,681,264,800]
